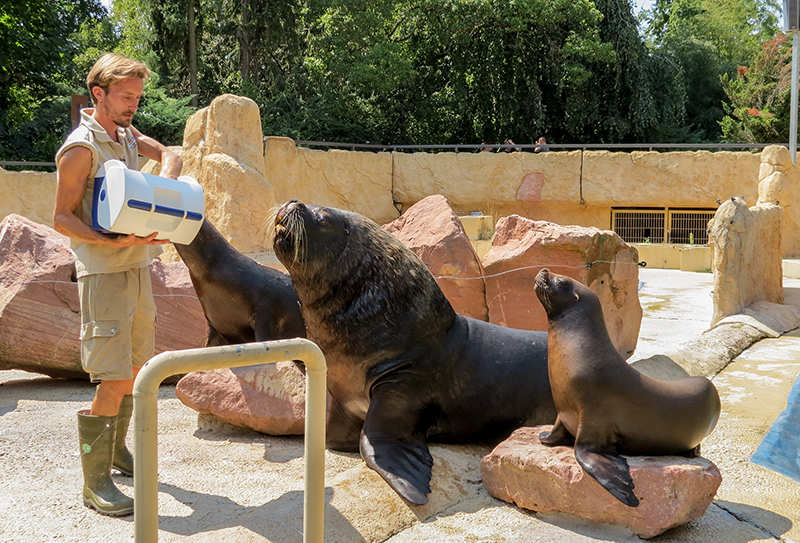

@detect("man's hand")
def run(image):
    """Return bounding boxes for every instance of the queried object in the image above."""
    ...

[104,232,170,247]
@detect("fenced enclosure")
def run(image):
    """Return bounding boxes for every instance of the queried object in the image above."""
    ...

[612,208,717,245]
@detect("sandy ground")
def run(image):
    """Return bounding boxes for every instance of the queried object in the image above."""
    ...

[1,268,799,542]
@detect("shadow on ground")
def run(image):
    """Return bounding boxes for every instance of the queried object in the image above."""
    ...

[151,482,363,542]
[0,375,90,416]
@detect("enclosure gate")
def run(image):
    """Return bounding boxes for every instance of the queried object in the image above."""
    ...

[611,207,716,245]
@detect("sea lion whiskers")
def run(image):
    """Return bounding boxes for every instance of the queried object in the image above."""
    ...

[288,210,308,267]
[262,205,281,242]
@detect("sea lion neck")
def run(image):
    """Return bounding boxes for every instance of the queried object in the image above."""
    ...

[175,220,236,280]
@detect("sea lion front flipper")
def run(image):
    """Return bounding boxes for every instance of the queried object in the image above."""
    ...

[326,397,362,452]
[359,388,433,505]
[574,443,639,507]
[539,416,574,447]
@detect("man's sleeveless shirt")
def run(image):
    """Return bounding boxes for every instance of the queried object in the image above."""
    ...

[55,108,151,277]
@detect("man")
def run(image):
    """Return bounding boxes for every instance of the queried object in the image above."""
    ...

[53,53,182,516]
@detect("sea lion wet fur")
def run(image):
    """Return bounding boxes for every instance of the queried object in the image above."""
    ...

[534,268,721,507]
[273,200,555,504]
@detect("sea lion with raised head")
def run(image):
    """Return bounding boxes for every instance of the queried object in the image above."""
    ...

[273,200,555,505]
[174,219,305,346]
[533,268,721,507]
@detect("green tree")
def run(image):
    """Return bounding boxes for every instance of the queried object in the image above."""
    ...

[0,0,109,162]
[644,0,781,141]
[720,33,791,143]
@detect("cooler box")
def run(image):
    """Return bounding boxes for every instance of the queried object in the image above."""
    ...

[92,159,205,245]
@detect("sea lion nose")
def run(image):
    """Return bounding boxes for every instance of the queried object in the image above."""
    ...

[538,268,550,281]
[277,199,304,223]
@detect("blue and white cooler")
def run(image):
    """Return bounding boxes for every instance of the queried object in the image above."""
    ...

[92,159,205,245]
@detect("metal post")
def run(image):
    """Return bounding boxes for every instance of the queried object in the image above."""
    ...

[792,30,799,164]
[133,339,327,543]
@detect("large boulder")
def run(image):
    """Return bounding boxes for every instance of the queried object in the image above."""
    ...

[181,94,276,254]
[175,362,307,435]
[384,195,488,320]
[709,197,783,326]
[481,426,722,539]
[0,214,206,378]
[482,215,642,358]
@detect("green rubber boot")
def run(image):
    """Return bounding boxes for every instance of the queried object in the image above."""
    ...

[113,395,134,476]
[77,410,134,516]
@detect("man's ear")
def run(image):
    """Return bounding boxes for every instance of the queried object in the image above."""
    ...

[91,86,105,105]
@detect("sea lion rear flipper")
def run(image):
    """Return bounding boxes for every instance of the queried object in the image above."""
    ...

[574,443,639,507]
[539,417,574,446]
[359,389,433,505]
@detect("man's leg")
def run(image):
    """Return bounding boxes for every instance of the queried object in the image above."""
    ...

[77,271,137,515]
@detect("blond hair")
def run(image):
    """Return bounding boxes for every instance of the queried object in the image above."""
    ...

[86,53,151,105]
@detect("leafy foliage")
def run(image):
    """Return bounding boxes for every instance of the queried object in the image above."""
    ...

[643,0,781,142]
[720,33,792,143]
[0,0,790,162]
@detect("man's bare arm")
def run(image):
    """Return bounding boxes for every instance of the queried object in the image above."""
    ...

[132,126,183,179]
[53,146,167,246]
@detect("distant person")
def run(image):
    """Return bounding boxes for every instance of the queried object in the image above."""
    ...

[480,143,494,153]
[53,53,182,517]
[501,139,519,153]
[534,136,549,153]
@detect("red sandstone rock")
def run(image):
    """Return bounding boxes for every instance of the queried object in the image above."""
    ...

[149,259,208,355]
[480,426,722,539]
[0,214,206,378]
[175,362,307,435]
[482,215,641,357]
[0,214,83,377]
[384,195,488,320]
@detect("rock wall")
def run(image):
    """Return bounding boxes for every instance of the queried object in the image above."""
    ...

[265,137,397,224]
[392,150,582,213]
[582,150,759,207]
[0,168,55,226]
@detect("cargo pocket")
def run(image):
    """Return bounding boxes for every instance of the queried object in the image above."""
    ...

[80,320,125,380]
[81,321,121,340]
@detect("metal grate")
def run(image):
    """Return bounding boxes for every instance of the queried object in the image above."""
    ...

[612,207,716,244]
[612,209,666,243]
[668,209,715,244]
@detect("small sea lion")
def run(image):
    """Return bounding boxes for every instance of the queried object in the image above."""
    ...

[174,219,305,346]
[534,268,721,507]
[272,200,555,505]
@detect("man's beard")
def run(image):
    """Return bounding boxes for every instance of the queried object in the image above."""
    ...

[113,114,133,128]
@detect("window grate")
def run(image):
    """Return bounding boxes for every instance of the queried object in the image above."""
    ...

[612,208,716,245]
[668,210,715,244]
[612,209,666,243]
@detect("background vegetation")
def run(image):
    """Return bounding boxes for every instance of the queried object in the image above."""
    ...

[0,0,790,163]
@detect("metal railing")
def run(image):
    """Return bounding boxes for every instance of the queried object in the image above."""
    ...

[133,338,327,543]
[291,141,782,153]
[2,141,785,170]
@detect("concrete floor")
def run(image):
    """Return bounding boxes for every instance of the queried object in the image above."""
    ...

[1,268,799,542]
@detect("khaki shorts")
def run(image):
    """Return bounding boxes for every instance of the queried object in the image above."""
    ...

[78,266,156,382]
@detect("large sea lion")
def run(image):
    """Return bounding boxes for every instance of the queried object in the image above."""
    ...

[533,269,720,507]
[174,219,305,346]
[272,200,555,505]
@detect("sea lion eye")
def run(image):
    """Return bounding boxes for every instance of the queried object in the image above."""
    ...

[317,211,329,225]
